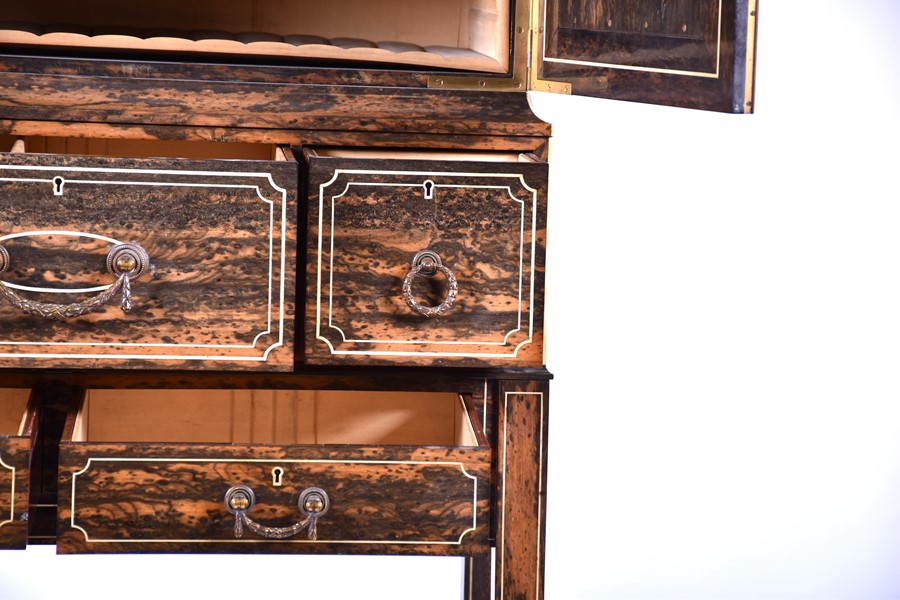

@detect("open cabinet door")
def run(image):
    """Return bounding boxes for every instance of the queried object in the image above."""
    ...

[532,0,758,113]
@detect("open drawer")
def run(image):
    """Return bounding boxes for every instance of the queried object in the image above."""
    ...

[0,388,32,549]
[0,138,297,370]
[304,148,548,367]
[57,388,490,555]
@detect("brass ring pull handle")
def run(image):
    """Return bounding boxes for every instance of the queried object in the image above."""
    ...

[0,242,149,321]
[401,250,458,318]
[224,485,330,541]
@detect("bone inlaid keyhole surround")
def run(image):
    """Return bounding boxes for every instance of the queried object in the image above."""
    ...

[271,466,284,487]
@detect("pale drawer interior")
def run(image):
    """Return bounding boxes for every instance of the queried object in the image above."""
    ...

[0,389,30,437]
[1,136,284,161]
[0,0,510,73]
[309,148,540,163]
[71,389,481,447]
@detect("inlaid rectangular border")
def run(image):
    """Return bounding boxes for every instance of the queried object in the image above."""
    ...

[0,164,290,363]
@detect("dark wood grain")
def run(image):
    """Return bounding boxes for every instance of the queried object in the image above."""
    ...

[0,151,296,370]
[0,366,551,392]
[555,0,716,38]
[58,442,490,555]
[305,154,548,367]
[0,67,550,139]
[540,0,755,112]
[0,436,30,549]
[466,555,494,600]
[26,383,82,544]
[0,9,564,600]
[495,381,550,600]
[0,55,430,87]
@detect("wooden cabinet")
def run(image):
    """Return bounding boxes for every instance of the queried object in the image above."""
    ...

[0,0,757,597]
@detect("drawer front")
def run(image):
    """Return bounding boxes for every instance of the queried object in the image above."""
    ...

[57,443,490,555]
[0,153,297,370]
[305,155,548,366]
[0,436,30,549]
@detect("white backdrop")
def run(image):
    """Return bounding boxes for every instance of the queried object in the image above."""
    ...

[3,1,900,598]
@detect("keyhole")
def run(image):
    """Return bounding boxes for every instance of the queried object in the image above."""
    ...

[423,180,435,200]
[271,466,284,487]
[52,176,65,196]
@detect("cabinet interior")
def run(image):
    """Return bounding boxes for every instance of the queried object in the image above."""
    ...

[70,389,481,447]
[1,136,282,161]
[0,388,30,437]
[0,0,510,73]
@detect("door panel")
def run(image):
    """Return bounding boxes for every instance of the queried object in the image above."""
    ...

[535,0,758,112]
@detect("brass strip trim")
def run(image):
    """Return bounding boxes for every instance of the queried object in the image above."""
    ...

[427,0,531,92]
[71,456,480,546]
[529,1,573,95]
[427,75,524,92]
[0,450,15,530]
[316,170,538,357]
[743,0,758,112]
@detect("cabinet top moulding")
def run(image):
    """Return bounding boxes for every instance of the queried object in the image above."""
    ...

[0,56,551,140]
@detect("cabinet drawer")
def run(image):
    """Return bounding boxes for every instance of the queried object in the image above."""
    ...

[0,140,297,370]
[57,389,490,555]
[0,388,31,549]
[304,149,548,367]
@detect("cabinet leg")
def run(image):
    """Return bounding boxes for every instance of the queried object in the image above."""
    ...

[464,555,492,600]
[495,381,549,600]
[27,382,83,544]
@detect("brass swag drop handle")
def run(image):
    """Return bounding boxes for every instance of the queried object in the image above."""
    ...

[0,242,150,321]
[225,485,330,541]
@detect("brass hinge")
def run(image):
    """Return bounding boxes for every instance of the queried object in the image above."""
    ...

[527,20,571,94]
[529,74,572,94]
[427,75,524,91]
